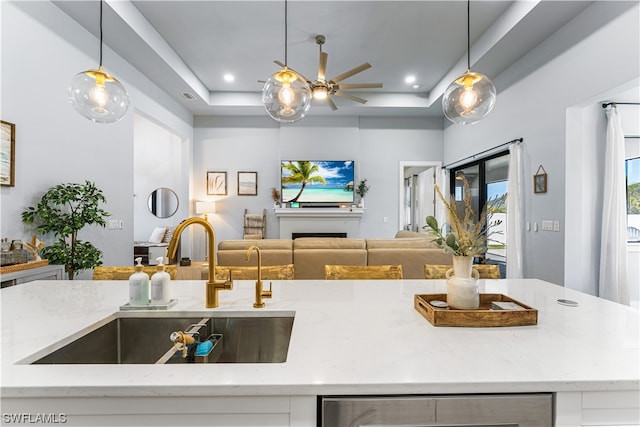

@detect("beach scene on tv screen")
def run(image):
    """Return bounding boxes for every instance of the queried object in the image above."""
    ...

[281,160,354,203]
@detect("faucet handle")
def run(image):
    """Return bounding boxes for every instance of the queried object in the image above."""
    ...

[263,281,273,299]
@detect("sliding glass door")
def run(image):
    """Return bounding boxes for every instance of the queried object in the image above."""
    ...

[450,152,509,269]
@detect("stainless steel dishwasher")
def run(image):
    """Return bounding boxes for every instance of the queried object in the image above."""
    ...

[320,393,553,426]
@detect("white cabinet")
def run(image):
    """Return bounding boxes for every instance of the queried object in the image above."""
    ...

[0,264,65,288]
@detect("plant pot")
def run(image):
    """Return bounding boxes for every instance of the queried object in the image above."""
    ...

[358,198,364,208]
[446,255,480,310]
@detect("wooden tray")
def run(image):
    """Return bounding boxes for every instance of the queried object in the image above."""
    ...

[0,259,49,275]
[414,293,538,327]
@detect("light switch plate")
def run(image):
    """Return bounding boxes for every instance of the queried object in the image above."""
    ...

[553,220,560,231]
[542,220,553,231]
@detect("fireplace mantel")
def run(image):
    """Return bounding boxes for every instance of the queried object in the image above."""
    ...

[274,207,364,238]
[274,207,364,218]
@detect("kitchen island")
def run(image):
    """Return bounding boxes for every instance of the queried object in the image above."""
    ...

[1,278,638,426]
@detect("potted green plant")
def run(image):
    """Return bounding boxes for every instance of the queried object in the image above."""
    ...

[21,181,110,279]
[356,179,370,208]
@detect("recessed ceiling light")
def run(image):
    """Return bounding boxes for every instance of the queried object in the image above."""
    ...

[404,75,416,84]
[412,84,420,90]
[223,74,235,83]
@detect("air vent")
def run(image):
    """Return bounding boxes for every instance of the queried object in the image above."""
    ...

[181,92,197,100]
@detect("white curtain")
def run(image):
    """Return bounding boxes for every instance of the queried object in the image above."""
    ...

[506,142,524,278]
[599,106,629,305]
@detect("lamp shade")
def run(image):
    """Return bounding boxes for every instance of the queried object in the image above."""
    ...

[442,70,496,125]
[262,68,312,123]
[69,66,130,123]
[195,201,216,215]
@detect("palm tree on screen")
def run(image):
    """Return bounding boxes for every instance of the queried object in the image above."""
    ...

[282,161,326,202]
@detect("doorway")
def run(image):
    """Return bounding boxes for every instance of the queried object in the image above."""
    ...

[398,161,441,232]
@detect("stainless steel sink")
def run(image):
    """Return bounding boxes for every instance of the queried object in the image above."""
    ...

[29,313,294,365]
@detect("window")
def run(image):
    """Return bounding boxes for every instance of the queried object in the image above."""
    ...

[627,156,640,242]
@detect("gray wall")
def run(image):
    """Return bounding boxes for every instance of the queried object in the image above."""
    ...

[1,2,192,277]
[442,2,639,286]
[191,116,444,260]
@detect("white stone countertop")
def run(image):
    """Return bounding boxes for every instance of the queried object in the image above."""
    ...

[1,278,638,398]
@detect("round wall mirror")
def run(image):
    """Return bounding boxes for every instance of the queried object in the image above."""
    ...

[148,188,179,218]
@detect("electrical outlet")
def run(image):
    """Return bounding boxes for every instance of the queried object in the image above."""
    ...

[383,216,388,223]
[553,220,560,232]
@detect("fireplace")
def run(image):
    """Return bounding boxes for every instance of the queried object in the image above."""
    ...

[292,232,347,239]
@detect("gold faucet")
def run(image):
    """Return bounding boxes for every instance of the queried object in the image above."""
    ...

[246,245,272,308]
[167,217,232,308]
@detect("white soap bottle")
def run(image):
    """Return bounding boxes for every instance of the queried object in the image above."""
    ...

[129,257,150,306]
[150,257,171,305]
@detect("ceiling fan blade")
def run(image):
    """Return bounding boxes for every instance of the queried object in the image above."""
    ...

[273,60,312,83]
[330,63,372,84]
[318,52,328,82]
[327,96,338,111]
[335,83,383,90]
[334,91,368,104]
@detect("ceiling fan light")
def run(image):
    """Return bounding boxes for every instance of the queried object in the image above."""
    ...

[313,85,328,100]
[69,66,130,123]
[262,70,312,123]
[442,70,496,125]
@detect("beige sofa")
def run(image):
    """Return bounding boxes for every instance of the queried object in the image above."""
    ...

[217,235,451,280]
[365,237,452,279]
[216,239,292,266]
[292,238,368,280]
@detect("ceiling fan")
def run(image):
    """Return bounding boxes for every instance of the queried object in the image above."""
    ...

[275,35,383,110]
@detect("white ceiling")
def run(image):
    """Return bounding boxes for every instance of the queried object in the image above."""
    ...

[52,0,595,119]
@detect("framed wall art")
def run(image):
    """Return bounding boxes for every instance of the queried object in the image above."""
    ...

[207,171,227,195]
[1,120,15,187]
[534,165,547,194]
[237,171,257,196]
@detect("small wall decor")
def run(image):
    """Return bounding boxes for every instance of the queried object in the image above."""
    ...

[1,120,16,187]
[207,171,227,195]
[237,171,257,196]
[534,165,547,194]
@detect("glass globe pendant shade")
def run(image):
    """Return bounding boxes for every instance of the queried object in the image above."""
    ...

[262,68,311,123]
[442,70,496,125]
[69,66,130,124]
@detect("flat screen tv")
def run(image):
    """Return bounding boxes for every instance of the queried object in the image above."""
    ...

[281,160,354,204]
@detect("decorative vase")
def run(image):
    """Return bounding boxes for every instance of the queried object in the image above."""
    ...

[358,197,364,208]
[445,255,480,310]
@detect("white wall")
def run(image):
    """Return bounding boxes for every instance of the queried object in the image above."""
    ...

[133,113,187,243]
[443,2,639,286]
[0,2,193,276]
[192,116,443,260]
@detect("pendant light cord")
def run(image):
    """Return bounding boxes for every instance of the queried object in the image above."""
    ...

[466,0,470,70]
[99,0,104,67]
[284,0,288,66]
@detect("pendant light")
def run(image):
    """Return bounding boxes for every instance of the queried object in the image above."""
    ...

[69,0,129,124]
[262,0,311,123]
[442,0,496,125]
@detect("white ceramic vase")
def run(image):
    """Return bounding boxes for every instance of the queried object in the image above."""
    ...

[358,197,365,208]
[446,255,480,310]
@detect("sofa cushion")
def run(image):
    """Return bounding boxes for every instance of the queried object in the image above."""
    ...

[366,237,439,249]
[217,239,293,266]
[293,237,365,250]
[394,230,427,238]
[218,239,292,250]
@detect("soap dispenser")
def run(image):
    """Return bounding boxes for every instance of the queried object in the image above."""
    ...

[150,257,171,305]
[129,257,150,306]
